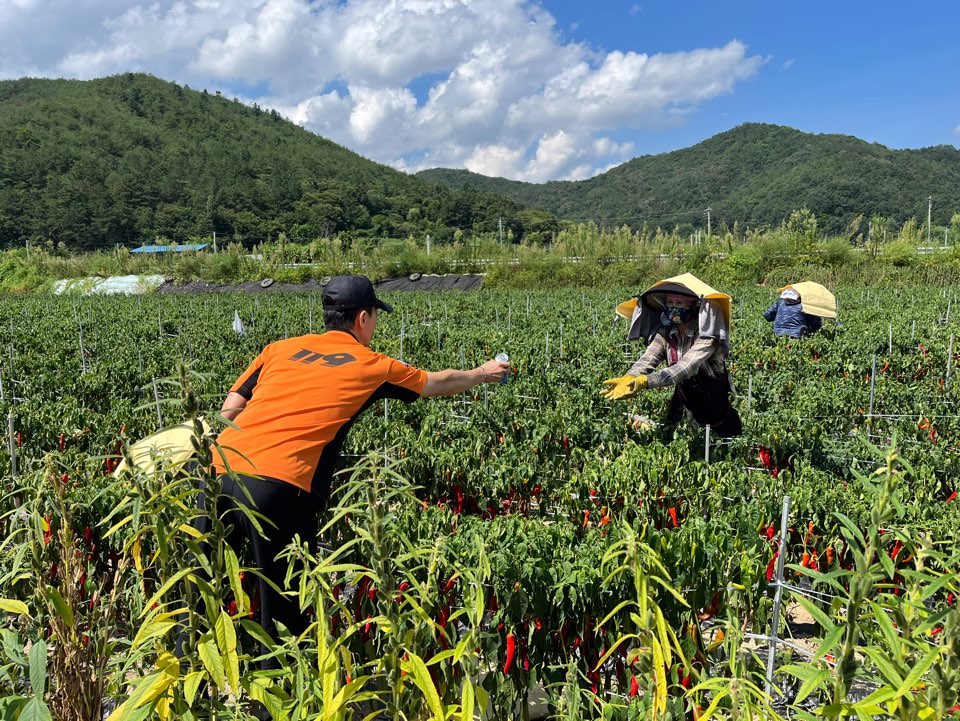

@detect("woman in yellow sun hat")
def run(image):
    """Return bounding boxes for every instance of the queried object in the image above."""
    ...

[601,273,742,437]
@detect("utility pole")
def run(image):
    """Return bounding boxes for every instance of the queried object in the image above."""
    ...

[704,207,712,237]
[426,234,431,255]
[927,196,932,245]
[498,217,504,245]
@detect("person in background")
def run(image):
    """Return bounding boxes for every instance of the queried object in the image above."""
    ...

[764,288,823,338]
[601,274,742,438]
[204,275,510,680]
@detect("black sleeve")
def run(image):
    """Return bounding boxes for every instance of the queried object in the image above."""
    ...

[370,381,421,404]
[234,366,263,400]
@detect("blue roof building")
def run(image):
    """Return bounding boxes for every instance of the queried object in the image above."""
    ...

[130,244,210,253]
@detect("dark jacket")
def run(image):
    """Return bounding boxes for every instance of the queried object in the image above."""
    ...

[764,299,822,338]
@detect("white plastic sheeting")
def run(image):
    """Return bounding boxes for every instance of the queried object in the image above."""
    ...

[53,275,167,296]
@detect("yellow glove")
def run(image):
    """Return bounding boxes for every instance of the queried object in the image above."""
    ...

[600,374,648,400]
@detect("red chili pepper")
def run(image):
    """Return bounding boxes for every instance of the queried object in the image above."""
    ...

[630,674,639,698]
[444,577,457,594]
[947,491,957,503]
[355,577,369,621]
[667,507,679,528]
[765,524,775,541]
[503,633,516,674]
[801,552,811,568]
[368,585,378,603]
[890,540,904,564]
[766,552,778,582]
[59,434,65,452]
[16,432,21,448]
[395,581,410,602]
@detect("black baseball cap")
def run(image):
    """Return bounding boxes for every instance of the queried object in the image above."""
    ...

[322,275,394,313]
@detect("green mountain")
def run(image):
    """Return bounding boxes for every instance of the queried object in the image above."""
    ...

[0,74,526,250]
[418,124,960,235]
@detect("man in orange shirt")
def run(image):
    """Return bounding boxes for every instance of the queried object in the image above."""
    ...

[206,275,509,666]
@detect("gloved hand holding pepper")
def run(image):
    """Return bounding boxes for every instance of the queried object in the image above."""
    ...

[600,374,648,400]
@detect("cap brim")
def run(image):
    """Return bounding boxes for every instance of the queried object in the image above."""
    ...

[375,299,394,313]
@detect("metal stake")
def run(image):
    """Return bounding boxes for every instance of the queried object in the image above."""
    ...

[947,334,955,389]
[704,425,711,463]
[868,355,877,418]
[153,378,163,426]
[765,494,792,697]
[7,411,16,482]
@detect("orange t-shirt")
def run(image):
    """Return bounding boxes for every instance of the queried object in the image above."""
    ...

[212,330,426,502]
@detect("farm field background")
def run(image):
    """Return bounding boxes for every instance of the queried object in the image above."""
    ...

[0,285,957,720]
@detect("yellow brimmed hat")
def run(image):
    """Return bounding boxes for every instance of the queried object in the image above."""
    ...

[617,273,732,329]
[778,281,836,319]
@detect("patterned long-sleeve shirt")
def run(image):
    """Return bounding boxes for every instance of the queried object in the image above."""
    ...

[627,326,726,389]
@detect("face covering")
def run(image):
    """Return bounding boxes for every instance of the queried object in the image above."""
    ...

[662,305,695,325]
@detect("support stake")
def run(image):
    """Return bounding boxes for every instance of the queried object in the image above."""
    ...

[765,494,792,697]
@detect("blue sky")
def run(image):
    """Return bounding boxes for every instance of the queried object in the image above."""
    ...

[0,0,957,180]
[544,0,960,156]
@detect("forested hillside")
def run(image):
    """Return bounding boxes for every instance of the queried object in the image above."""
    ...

[0,74,530,250]
[418,124,960,235]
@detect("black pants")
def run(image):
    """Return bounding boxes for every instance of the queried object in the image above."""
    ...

[667,370,743,438]
[193,474,321,668]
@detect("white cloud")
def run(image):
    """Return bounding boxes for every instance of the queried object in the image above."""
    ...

[953,123,960,135]
[783,58,795,70]
[0,0,764,180]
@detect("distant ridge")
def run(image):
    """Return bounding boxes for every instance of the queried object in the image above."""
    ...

[0,73,525,249]
[418,123,960,234]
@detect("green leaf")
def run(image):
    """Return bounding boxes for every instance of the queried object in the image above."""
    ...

[224,547,248,615]
[18,697,52,721]
[459,677,475,721]
[793,594,834,632]
[246,676,288,721]
[197,634,225,688]
[833,512,866,549]
[794,667,830,704]
[0,599,28,615]
[135,653,180,707]
[403,651,445,721]
[131,620,179,651]
[44,587,73,627]
[214,611,240,692]
[182,671,203,708]
[813,624,844,663]
[28,639,46,698]
[142,567,199,613]
[863,648,903,688]
[894,645,942,699]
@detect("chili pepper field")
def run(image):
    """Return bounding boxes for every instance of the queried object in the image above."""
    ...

[0,285,957,721]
